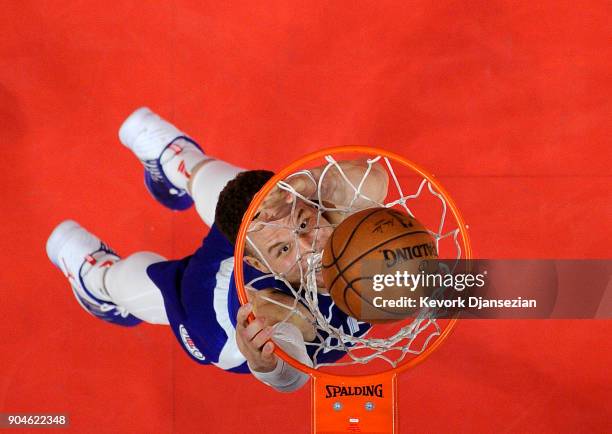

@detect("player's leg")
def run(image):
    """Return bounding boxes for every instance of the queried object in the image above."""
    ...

[46,220,169,326]
[103,252,169,325]
[119,107,244,225]
[186,159,244,228]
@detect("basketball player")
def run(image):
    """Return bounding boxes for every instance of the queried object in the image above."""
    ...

[46,108,388,392]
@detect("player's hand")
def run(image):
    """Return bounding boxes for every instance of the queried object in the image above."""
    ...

[236,303,278,373]
[254,174,316,224]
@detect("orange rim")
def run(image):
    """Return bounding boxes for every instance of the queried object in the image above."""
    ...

[234,145,471,378]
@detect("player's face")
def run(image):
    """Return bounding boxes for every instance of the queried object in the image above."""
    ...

[246,200,332,287]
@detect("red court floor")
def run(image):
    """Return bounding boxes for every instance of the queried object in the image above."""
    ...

[1,1,610,433]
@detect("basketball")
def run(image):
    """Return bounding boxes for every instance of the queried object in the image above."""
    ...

[321,207,438,323]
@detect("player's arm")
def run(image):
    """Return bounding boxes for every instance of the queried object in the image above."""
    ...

[257,159,389,222]
[236,303,311,393]
[249,288,316,341]
[313,159,389,209]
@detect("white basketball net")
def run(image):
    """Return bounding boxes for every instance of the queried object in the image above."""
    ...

[244,154,463,369]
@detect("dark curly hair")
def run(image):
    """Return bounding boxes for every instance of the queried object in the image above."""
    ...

[214,170,274,244]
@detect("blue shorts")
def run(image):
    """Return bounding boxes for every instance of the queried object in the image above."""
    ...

[146,225,251,372]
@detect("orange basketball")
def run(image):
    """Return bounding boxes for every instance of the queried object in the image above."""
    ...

[321,207,438,323]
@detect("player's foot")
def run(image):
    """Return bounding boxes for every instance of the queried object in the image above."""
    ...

[119,107,206,211]
[46,220,142,327]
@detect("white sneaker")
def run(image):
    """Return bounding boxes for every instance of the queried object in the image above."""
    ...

[119,107,204,210]
[46,220,141,327]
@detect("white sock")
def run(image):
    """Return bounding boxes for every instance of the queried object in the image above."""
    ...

[160,138,208,191]
[190,160,245,226]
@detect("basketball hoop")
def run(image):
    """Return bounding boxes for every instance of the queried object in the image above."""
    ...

[234,146,471,433]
